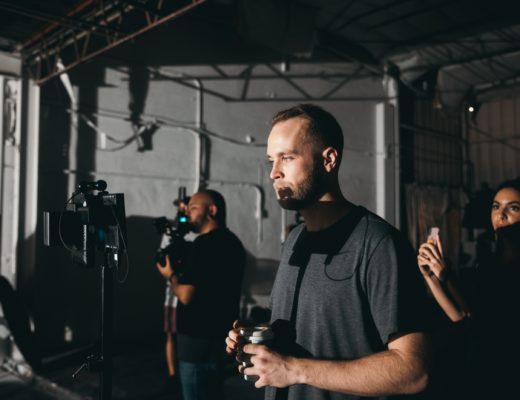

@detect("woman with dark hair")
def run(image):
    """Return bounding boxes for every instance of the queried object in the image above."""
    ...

[417,177,520,398]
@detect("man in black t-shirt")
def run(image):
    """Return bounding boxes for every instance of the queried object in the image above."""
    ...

[157,189,245,400]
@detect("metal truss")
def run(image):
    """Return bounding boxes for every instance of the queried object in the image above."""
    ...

[20,0,206,85]
[144,63,385,102]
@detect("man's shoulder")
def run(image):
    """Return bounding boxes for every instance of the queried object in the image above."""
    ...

[219,226,244,243]
[357,208,399,235]
[197,227,244,250]
[283,223,305,247]
[350,208,411,251]
[359,211,417,263]
[194,226,232,239]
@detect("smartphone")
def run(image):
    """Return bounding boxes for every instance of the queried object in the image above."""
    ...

[427,227,440,245]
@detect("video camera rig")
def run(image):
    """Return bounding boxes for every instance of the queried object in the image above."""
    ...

[43,180,127,269]
[153,186,191,269]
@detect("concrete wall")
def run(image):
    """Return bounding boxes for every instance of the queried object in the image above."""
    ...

[0,51,21,77]
[29,59,396,350]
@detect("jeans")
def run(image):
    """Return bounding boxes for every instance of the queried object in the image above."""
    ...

[179,361,221,400]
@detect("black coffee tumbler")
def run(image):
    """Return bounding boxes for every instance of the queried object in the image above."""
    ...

[237,325,274,382]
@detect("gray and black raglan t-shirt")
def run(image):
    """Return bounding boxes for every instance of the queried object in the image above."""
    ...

[266,206,428,400]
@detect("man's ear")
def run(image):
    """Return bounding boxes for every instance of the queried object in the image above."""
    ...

[322,146,339,172]
[208,204,218,219]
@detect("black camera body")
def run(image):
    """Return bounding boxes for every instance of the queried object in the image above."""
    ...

[43,183,127,268]
[154,186,192,273]
[153,210,191,272]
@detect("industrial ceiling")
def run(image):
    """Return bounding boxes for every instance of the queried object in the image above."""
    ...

[0,0,519,110]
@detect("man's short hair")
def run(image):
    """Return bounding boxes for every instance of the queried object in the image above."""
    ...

[199,189,227,226]
[271,103,344,164]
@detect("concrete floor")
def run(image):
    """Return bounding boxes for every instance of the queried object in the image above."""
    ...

[1,340,265,400]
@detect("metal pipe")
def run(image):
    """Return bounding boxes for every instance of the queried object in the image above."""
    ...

[174,76,204,193]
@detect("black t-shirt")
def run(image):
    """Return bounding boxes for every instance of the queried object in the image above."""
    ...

[177,227,245,340]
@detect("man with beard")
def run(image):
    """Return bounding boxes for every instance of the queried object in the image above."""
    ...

[157,189,245,400]
[226,104,431,400]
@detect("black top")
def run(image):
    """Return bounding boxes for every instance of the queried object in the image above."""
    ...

[177,227,245,339]
[467,224,520,397]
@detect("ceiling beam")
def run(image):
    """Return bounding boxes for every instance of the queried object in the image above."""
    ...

[22,0,206,85]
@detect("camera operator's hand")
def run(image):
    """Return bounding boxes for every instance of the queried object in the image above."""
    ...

[156,254,174,281]
[156,255,195,305]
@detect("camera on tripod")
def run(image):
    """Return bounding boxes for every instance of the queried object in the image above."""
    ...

[154,186,192,270]
[43,180,128,269]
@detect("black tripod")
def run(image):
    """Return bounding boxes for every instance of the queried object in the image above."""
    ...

[72,244,119,400]
[45,181,127,400]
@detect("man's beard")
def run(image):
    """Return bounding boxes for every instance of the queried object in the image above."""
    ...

[188,216,202,233]
[275,168,324,210]
[186,221,199,233]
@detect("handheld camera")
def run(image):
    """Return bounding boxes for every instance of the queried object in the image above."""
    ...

[153,186,192,270]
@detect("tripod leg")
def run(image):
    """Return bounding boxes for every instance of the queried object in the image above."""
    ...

[100,263,114,400]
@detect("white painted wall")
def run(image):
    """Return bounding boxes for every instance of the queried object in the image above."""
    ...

[0,51,21,77]
[0,76,22,283]
[95,65,397,251]
[31,61,398,348]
